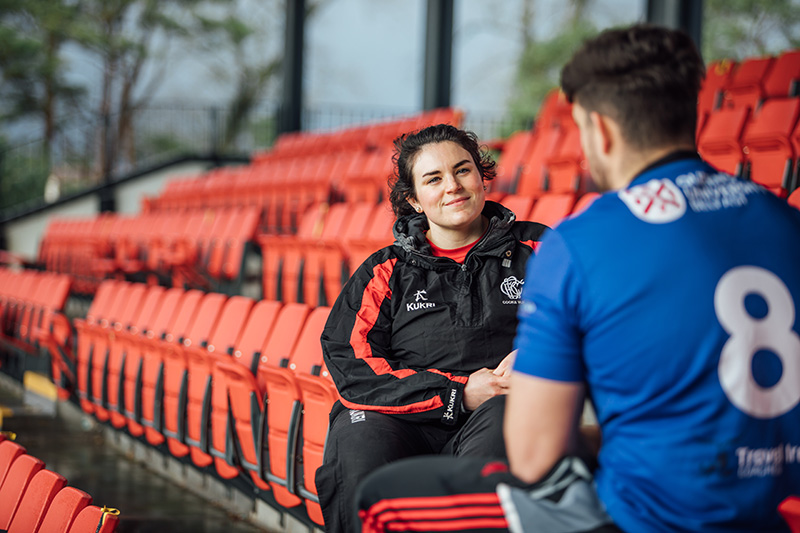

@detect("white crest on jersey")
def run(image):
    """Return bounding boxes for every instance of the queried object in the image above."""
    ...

[619,178,687,224]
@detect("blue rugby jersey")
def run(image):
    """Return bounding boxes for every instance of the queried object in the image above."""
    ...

[513,155,800,532]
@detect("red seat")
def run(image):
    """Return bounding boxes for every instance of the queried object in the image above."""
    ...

[210,300,283,480]
[0,440,26,488]
[494,131,536,193]
[259,306,331,509]
[0,454,45,529]
[67,505,119,533]
[184,295,254,468]
[763,50,800,98]
[161,290,225,458]
[697,106,751,176]
[499,195,537,222]
[572,192,601,216]
[698,59,737,120]
[118,285,167,436]
[781,496,800,533]
[545,123,588,193]
[219,303,311,491]
[37,487,92,533]
[137,287,188,446]
[721,56,774,110]
[529,192,576,228]
[296,363,339,525]
[346,202,396,271]
[743,98,800,196]
[7,468,67,533]
[74,281,128,416]
[516,126,564,197]
[789,188,800,210]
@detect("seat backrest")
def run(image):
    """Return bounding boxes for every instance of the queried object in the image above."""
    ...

[342,202,378,242]
[232,300,283,373]
[286,306,331,374]
[500,195,536,222]
[529,193,576,229]
[181,292,227,349]
[495,131,535,193]
[67,505,119,533]
[763,50,800,98]
[788,188,800,210]
[259,303,312,369]
[144,287,185,340]
[164,289,204,344]
[0,440,26,487]
[111,283,147,332]
[8,468,67,533]
[205,295,254,355]
[0,454,45,528]
[129,285,166,336]
[37,486,92,533]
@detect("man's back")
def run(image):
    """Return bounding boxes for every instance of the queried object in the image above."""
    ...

[515,155,800,531]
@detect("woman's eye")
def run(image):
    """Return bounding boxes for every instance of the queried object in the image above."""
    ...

[457,167,470,174]
[426,176,440,184]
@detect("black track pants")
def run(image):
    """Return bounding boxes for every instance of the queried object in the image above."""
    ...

[315,396,507,533]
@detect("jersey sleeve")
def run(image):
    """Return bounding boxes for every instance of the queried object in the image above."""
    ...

[513,228,584,383]
[321,252,468,424]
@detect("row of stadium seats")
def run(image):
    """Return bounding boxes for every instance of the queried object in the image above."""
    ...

[697,92,800,196]
[72,280,338,526]
[696,49,800,196]
[150,108,464,218]
[0,434,119,532]
[36,190,596,303]
[0,269,74,396]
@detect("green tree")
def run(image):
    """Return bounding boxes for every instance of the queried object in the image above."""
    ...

[504,0,597,135]
[0,0,86,157]
[703,0,800,61]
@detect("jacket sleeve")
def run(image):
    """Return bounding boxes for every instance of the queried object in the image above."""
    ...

[321,252,468,425]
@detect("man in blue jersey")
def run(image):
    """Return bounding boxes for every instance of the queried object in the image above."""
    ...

[355,24,800,533]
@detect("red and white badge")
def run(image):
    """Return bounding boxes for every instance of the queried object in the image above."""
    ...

[619,178,686,223]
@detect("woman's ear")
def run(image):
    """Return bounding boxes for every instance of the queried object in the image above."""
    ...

[407,196,421,213]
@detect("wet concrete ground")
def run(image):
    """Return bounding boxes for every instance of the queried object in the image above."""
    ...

[0,375,273,533]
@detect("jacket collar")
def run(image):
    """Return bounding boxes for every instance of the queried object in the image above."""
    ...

[392,201,516,262]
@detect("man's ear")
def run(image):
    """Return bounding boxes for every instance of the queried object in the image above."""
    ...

[589,111,614,155]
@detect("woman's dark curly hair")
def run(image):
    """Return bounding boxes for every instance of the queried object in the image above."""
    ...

[388,124,496,218]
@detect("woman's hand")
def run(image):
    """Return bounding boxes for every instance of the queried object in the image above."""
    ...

[463,367,510,411]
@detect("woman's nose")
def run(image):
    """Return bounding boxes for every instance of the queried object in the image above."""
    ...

[443,173,462,192]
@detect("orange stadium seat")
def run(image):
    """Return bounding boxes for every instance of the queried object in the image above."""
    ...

[260,203,327,302]
[721,56,774,110]
[67,505,119,533]
[529,192,576,229]
[545,123,589,193]
[74,280,128,416]
[88,283,147,423]
[0,454,45,530]
[184,295,254,468]
[516,125,563,197]
[763,50,800,98]
[300,202,354,306]
[494,131,536,193]
[225,303,310,491]
[210,299,283,481]
[789,188,800,210]
[117,285,167,434]
[260,306,331,509]
[0,440,26,488]
[160,290,224,459]
[499,195,536,222]
[743,97,800,196]
[697,106,751,176]
[345,202,396,271]
[7,468,67,533]
[698,59,737,121]
[572,192,601,216]
[138,287,187,446]
[37,487,93,533]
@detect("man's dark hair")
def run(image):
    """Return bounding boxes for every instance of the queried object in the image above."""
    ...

[560,24,705,150]
[388,124,496,218]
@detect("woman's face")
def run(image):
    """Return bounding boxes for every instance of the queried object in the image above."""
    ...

[407,141,486,237]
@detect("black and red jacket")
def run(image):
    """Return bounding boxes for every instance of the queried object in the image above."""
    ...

[321,201,547,425]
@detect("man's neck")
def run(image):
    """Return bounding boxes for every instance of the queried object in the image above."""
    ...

[612,143,696,190]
